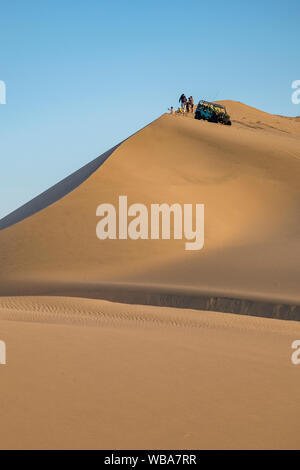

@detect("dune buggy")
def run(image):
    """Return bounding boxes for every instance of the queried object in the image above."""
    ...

[194,101,232,125]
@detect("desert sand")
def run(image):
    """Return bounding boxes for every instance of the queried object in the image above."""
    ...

[0,297,300,450]
[0,101,299,449]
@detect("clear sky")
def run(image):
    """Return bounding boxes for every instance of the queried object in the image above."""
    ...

[0,0,299,219]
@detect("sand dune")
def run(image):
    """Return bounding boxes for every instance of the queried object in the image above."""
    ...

[0,101,300,449]
[0,101,299,317]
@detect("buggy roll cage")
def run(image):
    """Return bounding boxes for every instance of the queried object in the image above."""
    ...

[197,101,227,113]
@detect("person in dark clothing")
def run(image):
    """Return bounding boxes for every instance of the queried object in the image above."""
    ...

[179,93,187,112]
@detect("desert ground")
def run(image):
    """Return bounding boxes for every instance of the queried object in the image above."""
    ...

[0,101,299,449]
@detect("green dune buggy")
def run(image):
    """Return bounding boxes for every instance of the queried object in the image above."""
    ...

[194,101,232,126]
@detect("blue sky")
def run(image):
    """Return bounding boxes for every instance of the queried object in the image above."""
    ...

[0,0,299,218]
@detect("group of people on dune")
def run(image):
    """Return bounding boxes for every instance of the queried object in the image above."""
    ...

[179,93,194,113]
[169,93,195,115]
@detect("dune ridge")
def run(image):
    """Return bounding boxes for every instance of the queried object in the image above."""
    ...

[0,117,161,231]
[0,280,299,321]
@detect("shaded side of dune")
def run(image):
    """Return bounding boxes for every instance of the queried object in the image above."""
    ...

[1,280,299,321]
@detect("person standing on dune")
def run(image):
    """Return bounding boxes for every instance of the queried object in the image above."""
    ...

[179,93,187,112]
[189,96,194,113]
